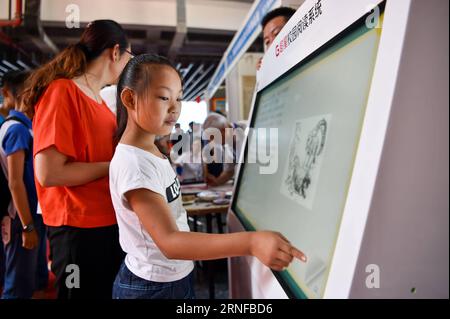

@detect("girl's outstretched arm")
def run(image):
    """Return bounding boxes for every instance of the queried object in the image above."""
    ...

[126,188,307,271]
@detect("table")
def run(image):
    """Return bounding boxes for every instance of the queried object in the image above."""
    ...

[184,201,228,234]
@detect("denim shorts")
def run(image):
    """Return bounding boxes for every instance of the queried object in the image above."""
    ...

[112,261,195,299]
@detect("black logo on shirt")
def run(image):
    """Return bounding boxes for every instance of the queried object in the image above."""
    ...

[166,177,181,203]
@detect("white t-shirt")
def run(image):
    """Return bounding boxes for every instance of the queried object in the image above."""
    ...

[109,143,194,282]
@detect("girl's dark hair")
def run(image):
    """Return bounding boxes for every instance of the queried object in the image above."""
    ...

[21,19,128,117]
[115,54,183,142]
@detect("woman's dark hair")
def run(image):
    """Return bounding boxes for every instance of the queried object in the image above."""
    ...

[115,54,183,142]
[21,19,128,117]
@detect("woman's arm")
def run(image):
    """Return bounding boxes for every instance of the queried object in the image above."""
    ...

[7,150,39,249]
[35,146,109,187]
[126,188,306,271]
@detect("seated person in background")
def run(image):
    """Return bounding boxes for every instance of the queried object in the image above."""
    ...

[172,139,203,184]
[188,121,202,137]
[202,113,246,186]
[174,123,184,135]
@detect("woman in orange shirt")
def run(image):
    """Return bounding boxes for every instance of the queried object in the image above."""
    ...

[21,20,132,299]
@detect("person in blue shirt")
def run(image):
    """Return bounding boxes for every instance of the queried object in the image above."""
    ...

[0,71,48,299]
[0,101,5,292]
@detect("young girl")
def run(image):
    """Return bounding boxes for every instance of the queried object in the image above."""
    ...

[110,54,307,299]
